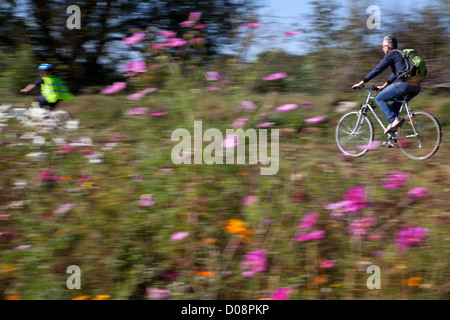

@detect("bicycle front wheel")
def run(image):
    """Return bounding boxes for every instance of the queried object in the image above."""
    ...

[397,110,441,160]
[336,111,374,157]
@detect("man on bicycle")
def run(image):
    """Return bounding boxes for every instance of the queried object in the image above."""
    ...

[20,64,74,110]
[352,36,422,134]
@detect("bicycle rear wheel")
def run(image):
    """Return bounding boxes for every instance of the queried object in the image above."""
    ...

[336,111,374,157]
[397,110,441,160]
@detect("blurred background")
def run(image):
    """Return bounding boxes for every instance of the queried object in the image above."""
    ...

[0,0,449,300]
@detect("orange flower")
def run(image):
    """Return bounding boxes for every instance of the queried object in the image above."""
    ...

[91,295,111,300]
[312,275,328,285]
[236,171,248,176]
[201,238,219,245]
[60,175,72,181]
[224,219,254,236]
[403,277,422,287]
[72,295,90,300]
[1,264,17,275]
[5,295,20,300]
[197,271,215,277]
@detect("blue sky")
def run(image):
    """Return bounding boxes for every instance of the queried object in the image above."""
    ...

[247,0,439,58]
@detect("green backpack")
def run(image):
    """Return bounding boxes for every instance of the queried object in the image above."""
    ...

[395,49,427,81]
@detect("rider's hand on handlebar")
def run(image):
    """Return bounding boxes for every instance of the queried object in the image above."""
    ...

[352,81,365,90]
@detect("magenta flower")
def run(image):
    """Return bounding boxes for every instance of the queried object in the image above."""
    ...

[394,227,429,251]
[276,104,298,112]
[232,118,249,128]
[36,169,59,181]
[150,43,166,50]
[239,101,257,112]
[297,213,319,230]
[294,230,325,242]
[256,122,276,128]
[123,72,137,77]
[343,187,368,213]
[165,37,187,47]
[241,250,268,277]
[205,71,225,81]
[100,82,127,94]
[148,109,168,116]
[262,72,287,81]
[125,61,146,73]
[191,37,205,43]
[358,140,381,150]
[140,194,156,207]
[170,231,189,241]
[189,12,202,20]
[241,196,258,206]
[304,115,328,125]
[283,31,302,36]
[146,288,171,300]
[368,232,387,241]
[319,260,337,269]
[243,23,264,28]
[76,175,91,185]
[205,86,222,91]
[157,30,177,38]
[223,134,239,149]
[382,172,409,189]
[122,32,145,45]
[143,88,157,94]
[127,92,146,100]
[270,288,292,300]
[125,107,150,115]
[346,217,377,239]
[408,187,429,200]
[193,24,208,29]
[179,20,196,27]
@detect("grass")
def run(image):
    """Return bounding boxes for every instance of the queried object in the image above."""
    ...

[0,88,449,300]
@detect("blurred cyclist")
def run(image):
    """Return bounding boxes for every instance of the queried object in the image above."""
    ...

[352,36,422,134]
[20,64,74,110]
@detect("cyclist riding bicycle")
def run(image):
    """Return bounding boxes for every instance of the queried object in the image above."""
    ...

[352,36,422,134]
[20,63,74,110]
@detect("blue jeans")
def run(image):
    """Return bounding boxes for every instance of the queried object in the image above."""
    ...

[374,82,421,124]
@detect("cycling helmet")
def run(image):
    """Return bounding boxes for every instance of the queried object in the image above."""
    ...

[38,63,54,71]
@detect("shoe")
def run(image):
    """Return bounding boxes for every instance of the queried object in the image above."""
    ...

[382,140,398,148]
[384,117,402,134]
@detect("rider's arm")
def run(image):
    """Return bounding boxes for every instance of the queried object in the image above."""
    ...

[363,52,395,83]
[20,84,36,92]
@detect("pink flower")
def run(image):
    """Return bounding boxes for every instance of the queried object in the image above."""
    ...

[125,108,150,115]
[241,196,258,206]
[205,71,225,81]
[276,104,298,112]
[165,37,186,47]
[76,175,91,185]
[239,101,257,112]
[205,86,222,91]
[297,213,319,230]
[123,72,137,77]
[343,187,368,213]
[122,32,146,45]
[358,140,381,150]
[157,30,177,38]
[54,203,77,214]
[150,43,166,50]
[304,115,328,125]
[241,250,268,277]
[262,72,287,81]
[170,231,189,241]
[143,88,157,94]
[188,12,202,20]
[232,118,249,128]
[347,217,377,239]
[243,23,264,28]
[256,122,275,127]
[179,20,196,27]
[382,172,409,189]
[140,194,156,207]
[14,245,32,251]
[193,24,208,29]
[223,134,239,149]
[283,31,302,36]
[146,288,171,300]
[127,92,146,100]
[148,109,167,116]
[294,230,325,242]
[36,169,59,181]
[100,82,127,94]
[270,288,292,300]
[394,227,429,251]
[368,232,387,241]
[191,37,205,43]
[125,61,146,73]
[408,187,429,200]
[319,260,337,269]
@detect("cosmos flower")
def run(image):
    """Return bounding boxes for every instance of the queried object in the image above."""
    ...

[100,82,127,94]
[382,172,409,189]
[241,250,268,277]
[304,115,328,125]
[276,104,298,112]
[270,288,293,300]
[170,231,189,241]
[394,227,429,251]
[262,72,287,81]
[122,32,145,45]
[297,213,319,230]
[408,187,429,200]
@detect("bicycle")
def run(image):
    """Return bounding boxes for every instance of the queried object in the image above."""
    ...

[335,86,441,160]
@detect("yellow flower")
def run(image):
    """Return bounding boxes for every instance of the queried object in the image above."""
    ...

[403,277,422,287]
[1,264,17,275]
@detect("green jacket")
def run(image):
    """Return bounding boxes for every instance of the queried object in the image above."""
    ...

[41,76,74,103]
